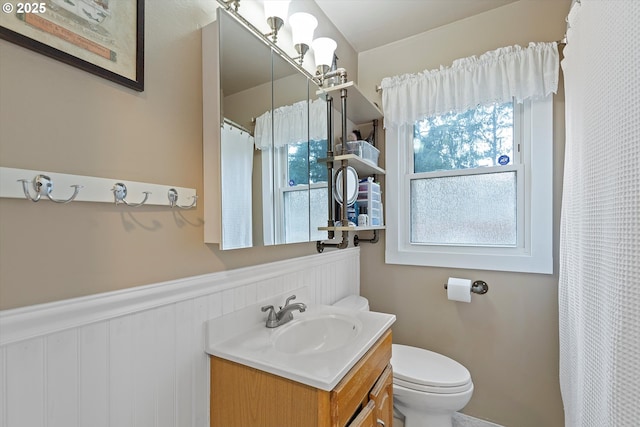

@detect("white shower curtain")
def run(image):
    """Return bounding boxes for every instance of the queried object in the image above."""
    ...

[220,123,254,249]
[559,1,640,425]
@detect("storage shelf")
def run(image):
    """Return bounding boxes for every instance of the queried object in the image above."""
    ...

[319,154,385,176]
[316,80,385,252]
[316,81,382,124]
[318,225,386,232]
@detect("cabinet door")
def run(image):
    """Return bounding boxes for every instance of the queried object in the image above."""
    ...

[369,365,393,427]
[347,401,376,427]
[331,330,392,427]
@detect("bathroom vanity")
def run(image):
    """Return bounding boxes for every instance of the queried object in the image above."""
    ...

[209,329,393,427]
[205,293,395,427]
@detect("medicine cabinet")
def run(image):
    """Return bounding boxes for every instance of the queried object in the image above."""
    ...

[203,8,327,249]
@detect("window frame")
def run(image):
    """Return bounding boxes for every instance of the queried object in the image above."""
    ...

[385,96,554,274]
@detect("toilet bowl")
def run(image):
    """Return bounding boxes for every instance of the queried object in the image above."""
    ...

[333,296,473,427]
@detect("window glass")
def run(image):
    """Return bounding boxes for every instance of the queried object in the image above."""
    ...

[413,102,514,173]
[284,190,310,243]
[287,140,327,186]
[410,171,517,246]
[310,187,328,240]
[410,101,517,248]
[283,139,328,243]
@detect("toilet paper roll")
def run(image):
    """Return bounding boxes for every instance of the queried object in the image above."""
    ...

[447,277,472,303]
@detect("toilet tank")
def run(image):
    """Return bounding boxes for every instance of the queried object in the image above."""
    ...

[333,295,370,311]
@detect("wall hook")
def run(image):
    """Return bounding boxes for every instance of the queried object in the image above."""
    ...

[167,188,197,209]
[18,175,82,203]
[112,183,151,207]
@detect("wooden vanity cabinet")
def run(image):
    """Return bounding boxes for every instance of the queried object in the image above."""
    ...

[347,401,376,427]
[367,365,393,426]
[210,329,392,427]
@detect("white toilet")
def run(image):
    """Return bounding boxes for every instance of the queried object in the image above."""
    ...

[333,295,474,427]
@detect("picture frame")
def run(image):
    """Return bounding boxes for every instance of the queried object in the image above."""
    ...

[0,0,144,91]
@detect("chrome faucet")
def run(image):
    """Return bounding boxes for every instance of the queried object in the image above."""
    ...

[261,294,307,328]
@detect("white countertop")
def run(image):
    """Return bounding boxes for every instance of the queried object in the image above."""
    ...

[205,301,395,391]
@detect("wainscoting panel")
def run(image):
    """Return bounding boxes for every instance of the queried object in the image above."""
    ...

[0,248,360,427]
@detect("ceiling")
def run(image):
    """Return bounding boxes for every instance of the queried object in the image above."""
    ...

[314,0,519,52]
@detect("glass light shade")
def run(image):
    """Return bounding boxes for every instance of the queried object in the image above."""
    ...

[264,0,290,20]
[289,12,317,46]
[312,37,337,68]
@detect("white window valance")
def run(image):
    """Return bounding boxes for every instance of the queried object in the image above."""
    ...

[254,97,327,150]
[380,42,559,128]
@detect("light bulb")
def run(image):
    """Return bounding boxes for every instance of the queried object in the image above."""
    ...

[290,12,317,46]
[312,37,337,70]
[263,0,290,21]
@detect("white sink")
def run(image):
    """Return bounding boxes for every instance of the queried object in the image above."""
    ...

[205,294,395,391]
[272,313,362,355]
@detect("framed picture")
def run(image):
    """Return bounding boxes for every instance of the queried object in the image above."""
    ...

[0,0,144,91]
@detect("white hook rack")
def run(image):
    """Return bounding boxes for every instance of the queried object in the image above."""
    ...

[0,167,197,208]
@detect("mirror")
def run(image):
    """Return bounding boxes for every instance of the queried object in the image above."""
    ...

[217,8,270,249]
[215,8,327,249]
[269,52,310,244]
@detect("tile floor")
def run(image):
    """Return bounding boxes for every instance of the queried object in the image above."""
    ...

[393,412,504,427]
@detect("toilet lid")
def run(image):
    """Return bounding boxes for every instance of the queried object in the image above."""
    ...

[392,344,472,392]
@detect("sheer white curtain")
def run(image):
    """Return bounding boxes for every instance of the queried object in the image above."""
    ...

[254,98,327,150]
[559,1,640,425]
[220,124,254,249]
[380,42,559,126]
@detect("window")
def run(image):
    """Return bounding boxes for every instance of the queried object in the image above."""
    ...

[282,140,328,242]
[385,96,553,273]
[265,139,328,244]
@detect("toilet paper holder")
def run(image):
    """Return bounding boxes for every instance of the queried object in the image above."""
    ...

[443,280,489,295]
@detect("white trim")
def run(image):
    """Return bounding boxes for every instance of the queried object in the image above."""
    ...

[0,247,360,345]
[261,147,275,245]
[385,97,553,274]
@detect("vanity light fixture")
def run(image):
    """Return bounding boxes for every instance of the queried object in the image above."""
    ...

[311,37,337,75]
[264,0,291,43]
[289,12,317,65]
[311,37,347,86]
[215,0,347,88]
[220,0,240,12]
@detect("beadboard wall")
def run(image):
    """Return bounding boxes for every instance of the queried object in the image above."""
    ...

[0,248,360,427]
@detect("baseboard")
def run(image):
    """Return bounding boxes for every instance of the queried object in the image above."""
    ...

[453,413,505,427]
[394,412,505,427]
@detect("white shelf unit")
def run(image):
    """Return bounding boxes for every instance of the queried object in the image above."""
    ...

[318,225,386,232]
[316,81,383,124]
[316,82,385,249]
[319,154,385,177]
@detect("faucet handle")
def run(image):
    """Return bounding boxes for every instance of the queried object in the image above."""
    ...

[284,295,297,307]
[261,305,278,328]
[261,305,276,317]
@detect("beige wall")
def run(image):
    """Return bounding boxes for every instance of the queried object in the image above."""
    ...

[0,0,355,310]
[357,1,570,426]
